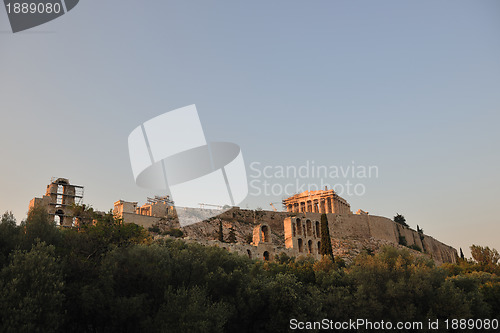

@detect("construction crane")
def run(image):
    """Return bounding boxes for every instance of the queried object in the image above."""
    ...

[269,202,281,212]
[147,195,173,205]
[199,203,224,210]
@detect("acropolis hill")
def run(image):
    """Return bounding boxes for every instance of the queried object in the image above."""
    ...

[30,178,458,264]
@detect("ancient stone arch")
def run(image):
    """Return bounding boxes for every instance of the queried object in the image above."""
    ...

[55,209,64,226]
[252,223,272,245]
[306,219,312,237]
[261,225,270,243]
[298,238,303,253]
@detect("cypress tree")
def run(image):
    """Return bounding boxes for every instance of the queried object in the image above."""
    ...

[460,248,465,260]
[218,220,224,242]
[320,213,333,257]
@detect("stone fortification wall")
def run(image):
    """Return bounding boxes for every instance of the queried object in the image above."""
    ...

[125,207,457,264]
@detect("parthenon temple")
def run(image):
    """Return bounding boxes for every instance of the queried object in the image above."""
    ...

[283,189,351,214]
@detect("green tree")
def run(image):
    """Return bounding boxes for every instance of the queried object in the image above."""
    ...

[0,211,19,268]
[460,248,465,260]
[21,206,61,250]
[319,214,333,257]
[0,242,65,333]
[163,228,183,238]
[218,220,224,242]
[393,213,408,227]
[80,211,150,248]
[70,203,97,227]
[470,245,500,268]
[154,286,230,333]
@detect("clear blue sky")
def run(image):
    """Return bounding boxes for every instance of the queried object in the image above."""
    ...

[1,1,499,257]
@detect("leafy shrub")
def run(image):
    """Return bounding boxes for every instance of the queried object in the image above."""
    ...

[163,228,184,238]
[148,225,160,234]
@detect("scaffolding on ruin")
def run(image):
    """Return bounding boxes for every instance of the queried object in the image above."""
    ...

[146,195,173,205]
[49,177,84,207]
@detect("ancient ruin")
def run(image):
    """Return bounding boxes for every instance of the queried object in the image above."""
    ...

[29,178,84,227]
[28,179,457,264]
[113,196,174,222]
[284,217,322,256]
[283,189,351,214]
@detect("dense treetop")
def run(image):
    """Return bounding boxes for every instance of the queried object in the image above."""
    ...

[0,208,498,332]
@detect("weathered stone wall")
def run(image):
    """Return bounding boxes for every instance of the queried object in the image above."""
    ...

[121,212,162,228]
[123,207,457,265]
[280,212,457,264]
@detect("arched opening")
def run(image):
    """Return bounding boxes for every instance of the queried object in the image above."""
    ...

[308,240,313,254]
[56,178,69,185]
[261,225,270,243]
[55,209,64,226]
[317,241,321,254]
[298,238,303,253]
[315,221,320,238]
[247,249,252,259]
[306,219,312,237]
[296,218,301,235]
[263,251,269,261]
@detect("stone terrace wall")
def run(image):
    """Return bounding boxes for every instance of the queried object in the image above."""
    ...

[127,207,458,265]
[278,212,457,264]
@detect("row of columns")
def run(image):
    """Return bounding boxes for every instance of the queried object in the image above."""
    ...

[287,197,350,214]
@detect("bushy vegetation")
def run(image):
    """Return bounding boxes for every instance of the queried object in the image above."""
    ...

[0,208,498,332]
[163,228,184,238]
[394,213,409,227]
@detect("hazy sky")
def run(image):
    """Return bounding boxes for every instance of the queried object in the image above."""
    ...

[1,1,499,257]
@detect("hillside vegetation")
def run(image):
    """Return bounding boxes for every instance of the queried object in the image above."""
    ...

[0,208,498,332]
